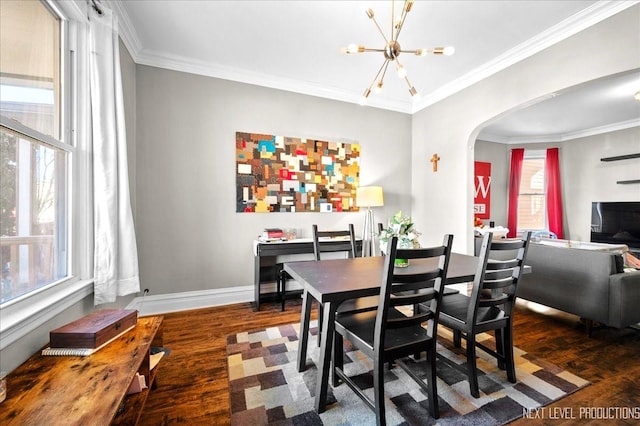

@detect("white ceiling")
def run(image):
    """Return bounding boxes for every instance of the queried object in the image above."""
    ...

[109,0,640,142]
[479,70,640,143]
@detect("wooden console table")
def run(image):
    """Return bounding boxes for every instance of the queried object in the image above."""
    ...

[253,238,362,311]
[0,315,163,425]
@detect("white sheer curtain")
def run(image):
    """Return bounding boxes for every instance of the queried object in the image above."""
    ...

[88,4,140,304]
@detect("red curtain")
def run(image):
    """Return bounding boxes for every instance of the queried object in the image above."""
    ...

[546,148,564,239]
[507,148,524,238]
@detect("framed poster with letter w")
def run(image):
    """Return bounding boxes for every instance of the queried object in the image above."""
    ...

[474,161,491,220]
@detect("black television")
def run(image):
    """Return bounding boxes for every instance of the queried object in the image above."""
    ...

[591,202,640,254]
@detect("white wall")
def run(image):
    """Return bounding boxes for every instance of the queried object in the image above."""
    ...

[135,67,412,295]
[412,5,640,254]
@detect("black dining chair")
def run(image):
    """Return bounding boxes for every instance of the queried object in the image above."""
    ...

[435,231,531,398]
[332,234,454,423]
[299,224,381,351]
[280,224,358,311]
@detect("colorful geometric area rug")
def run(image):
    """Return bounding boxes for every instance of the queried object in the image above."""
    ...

[226,321,589,425]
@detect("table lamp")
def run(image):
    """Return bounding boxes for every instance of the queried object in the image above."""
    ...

[356,186,384,256]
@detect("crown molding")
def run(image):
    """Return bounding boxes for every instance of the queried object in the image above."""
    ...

[107,0,142,60]
[560,118,640,142]
[479,118,640,144]
[109,0,637,114]
[134,49,414,114]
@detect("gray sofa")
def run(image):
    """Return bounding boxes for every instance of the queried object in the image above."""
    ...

[516,242,640,335]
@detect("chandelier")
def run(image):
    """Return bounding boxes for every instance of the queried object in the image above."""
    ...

[342,0,454,105]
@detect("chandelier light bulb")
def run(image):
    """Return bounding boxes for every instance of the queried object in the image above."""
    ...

[375,81,384,93]
[344,44,359,54]
[360,88,371,105]
[635,90,640,102]
[443,46,455,56]
[432,46,454,56]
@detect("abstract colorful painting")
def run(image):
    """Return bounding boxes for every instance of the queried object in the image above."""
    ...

[236,132,360,213]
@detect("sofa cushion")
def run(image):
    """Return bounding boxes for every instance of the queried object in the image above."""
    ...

[608,271,640,327]
[517,243,617,324]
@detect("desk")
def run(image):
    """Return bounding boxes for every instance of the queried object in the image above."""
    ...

[0,316,163,425]
[253,238,362,310]
[283,253,479,413]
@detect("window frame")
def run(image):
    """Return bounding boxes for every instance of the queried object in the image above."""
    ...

[516,149,547,233]
[1,120,71,301]
[0,0,93,351]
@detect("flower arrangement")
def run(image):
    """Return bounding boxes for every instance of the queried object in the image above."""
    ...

[379,211,421,253]
[474,216,484,228]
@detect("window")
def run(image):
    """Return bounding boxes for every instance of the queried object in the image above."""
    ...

[517,152,546,231]
[1,0,68,304]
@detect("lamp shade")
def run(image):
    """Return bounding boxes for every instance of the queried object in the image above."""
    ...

[356,186,384,207]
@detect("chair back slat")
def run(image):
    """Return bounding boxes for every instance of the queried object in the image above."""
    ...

[482,276,516,290]
[391,270,443,287]
[398,246,449,259]
[467,231,531,326]
[312,224,357,260]
[478,294,509,307]
[374,235,454,349]
[486,259,520,270]
[387,310,434,329]
[489,239,528,251]
[389,287,436,306]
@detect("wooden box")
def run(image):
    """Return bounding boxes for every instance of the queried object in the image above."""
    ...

[50,309,137,349]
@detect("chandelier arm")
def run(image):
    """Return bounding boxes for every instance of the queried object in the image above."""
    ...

[394,1,412,42]
[403,75,413,89]
[403,75,418,97]
[370,59,390,89]
[362,58,390,100]
[369,14,389,44]
[399,49,425,54]
[362,48,386,53]
[379,60,390,84]
[391,0,395,41]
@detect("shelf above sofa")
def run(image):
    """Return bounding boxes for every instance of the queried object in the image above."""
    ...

[600,153,639,184]
[600,153,640,162]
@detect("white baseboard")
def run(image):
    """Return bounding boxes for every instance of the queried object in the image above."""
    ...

[125,281,307,316]
[126,285,255,316]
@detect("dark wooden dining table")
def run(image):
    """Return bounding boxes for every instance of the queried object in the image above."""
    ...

[283,253,480,413]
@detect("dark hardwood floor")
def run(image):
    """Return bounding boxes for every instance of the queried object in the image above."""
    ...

[139,299,640,425]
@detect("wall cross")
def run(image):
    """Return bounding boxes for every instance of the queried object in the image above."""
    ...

[430,153,440,172]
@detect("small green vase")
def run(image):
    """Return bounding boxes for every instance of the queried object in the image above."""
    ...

[394,258,409,268]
